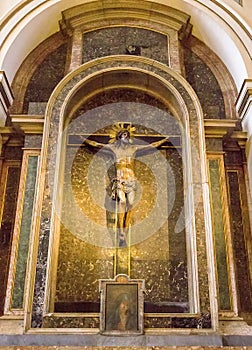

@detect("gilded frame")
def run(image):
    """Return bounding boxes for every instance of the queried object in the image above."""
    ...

[99,274,145,335]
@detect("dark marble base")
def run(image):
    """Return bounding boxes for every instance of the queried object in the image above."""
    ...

[54,301,189,313]
[1,334,252,346]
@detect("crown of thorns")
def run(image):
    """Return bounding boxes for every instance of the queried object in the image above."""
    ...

[109,122,136,143]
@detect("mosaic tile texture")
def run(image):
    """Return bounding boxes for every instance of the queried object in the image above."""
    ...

[56,117,187,313]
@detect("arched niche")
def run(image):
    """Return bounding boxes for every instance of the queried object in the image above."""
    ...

[32,56,217,329]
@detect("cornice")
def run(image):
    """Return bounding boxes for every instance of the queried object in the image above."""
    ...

[7,115,245,140]
[59,1,192,39]
[204,119,240,138]
[0,125,24,146]
[11,114,44,134]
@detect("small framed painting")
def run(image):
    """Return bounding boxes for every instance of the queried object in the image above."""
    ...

[99,274,145,335]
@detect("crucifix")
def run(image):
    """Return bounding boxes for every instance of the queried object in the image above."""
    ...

[68,122,180,275]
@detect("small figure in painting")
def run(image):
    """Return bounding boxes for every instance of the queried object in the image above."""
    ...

[107,292,137,331]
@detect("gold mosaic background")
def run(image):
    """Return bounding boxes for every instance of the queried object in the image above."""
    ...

[55,141,188,311]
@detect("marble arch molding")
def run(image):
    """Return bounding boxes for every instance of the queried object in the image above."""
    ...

[31,55,217,329]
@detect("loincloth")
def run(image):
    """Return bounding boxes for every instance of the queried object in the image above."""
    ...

[111,178,137,199]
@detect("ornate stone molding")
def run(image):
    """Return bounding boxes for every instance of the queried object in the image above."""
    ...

[204,119,238,138]
[0,126,23,147]
[11,115,44,134]
[60,1,192,36]
[0,71,14,126]
[60,0,192,73]
[236,79,252,136]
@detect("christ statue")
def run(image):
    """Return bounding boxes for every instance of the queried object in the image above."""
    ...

[84,122,168,247]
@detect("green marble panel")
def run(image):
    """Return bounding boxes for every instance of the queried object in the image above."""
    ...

[12,156,39,309]
[0,166,20,313]
[208,159,231,310]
